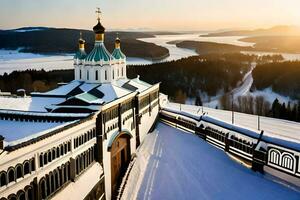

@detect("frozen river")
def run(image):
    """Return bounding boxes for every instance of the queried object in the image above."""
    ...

[1,33,300,75]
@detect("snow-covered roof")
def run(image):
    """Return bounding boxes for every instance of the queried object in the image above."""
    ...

[122,123,300,199]
[115,77,153,93]
[0,119,71,144]
[95,83,132,103]
[35,81,83,96]
[0,96,65,112]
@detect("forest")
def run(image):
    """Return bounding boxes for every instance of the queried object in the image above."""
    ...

[252,61,300,100]
[128,54,252,100]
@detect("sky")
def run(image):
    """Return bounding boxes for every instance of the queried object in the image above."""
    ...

[1,0,300,31]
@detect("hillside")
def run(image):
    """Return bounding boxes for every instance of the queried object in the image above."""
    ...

[202,26,300,37]
[240,36,300,53]
[173,41,252,54]
[252,61,300,100]
[0,28,169,60]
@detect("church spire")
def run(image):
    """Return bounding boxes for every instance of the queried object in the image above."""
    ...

[93,7,105,42]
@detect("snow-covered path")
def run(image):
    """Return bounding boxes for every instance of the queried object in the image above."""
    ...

[123,123,300,200]
[204,62,256,108]
[231,62,256,97]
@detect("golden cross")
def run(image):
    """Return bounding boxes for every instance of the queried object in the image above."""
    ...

[96,7,101,21]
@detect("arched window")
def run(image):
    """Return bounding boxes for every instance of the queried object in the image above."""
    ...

[39,154,43,167]
[39,178,47,199]
[118,68,120,77]
[56,147,60,158]
[122,67,124,76]
[68,141,71,152]
[79,69,82,79]
[16,165,23,179]
[60,145,64,155]
[64,165,68,182]
[76,157,80,175]
[24,162,30,175]
[25,186,34,200]
[52,148,56,160]
[50,173,55,193]
[17,190,26,200]
[105,70,107,80]
[87,70,89,80]
[64,143,68,154]
[8,168,15,183]
[0,171,7,187]
[46,175,51,196]
[95,70,99,80]
[7,194,17,200]
[48,151,52,163]
[31,159,35,172]
[54,170,60,190]
[112,69,115,79]
[44,153,48,165]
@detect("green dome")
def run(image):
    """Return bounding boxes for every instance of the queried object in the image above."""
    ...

[85,42,112,63]
[112,48,126,60]
[74,49,87,60]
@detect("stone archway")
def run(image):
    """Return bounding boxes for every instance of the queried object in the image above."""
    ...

[110,133,131,197]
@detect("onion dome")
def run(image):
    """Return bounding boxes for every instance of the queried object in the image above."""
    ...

[93,21,105,34]
[85,9,112,64]
[74,32,87,60]
[112,37,126,60]
[85,42,112,63]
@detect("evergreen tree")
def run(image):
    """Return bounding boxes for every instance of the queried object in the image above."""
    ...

[280,102,287,119]
[271,98,281,118]
[195,95,203,106]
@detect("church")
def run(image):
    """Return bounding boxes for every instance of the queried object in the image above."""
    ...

[0,9,160,200]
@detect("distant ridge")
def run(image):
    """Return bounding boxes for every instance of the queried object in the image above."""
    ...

[0,27,169,60]
[202,26,300,37]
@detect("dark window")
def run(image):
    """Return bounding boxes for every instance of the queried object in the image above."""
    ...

[0,172,7,186]
[24,162,30,175]
[8,169,15,183]
[95,70,99,80]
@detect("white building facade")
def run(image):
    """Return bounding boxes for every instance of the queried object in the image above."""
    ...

[0,10,160,200]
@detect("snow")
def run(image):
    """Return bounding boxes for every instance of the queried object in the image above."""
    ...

[0,119,65,143]
[79,82,100,92]
[0,96,66,112]
[0,52,74,75]
[53,162,104,200]
[0,109,89,118]
[123,123,300,200]
[96,84,131,103]
[164,103,300,144]
[13,28,45,33]
[249,87,295,104]
[41,81,82,96]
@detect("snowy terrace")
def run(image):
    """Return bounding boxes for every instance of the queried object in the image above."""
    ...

[164,102,300,143]
[121,123,300,200]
